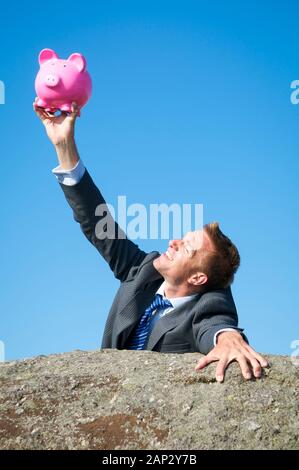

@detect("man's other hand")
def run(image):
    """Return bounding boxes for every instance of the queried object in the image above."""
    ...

[195,330,269,382]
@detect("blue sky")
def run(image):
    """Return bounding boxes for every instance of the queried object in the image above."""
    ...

[0,1,298,361]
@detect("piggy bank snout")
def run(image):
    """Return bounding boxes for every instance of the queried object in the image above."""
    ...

[45,73,60,87]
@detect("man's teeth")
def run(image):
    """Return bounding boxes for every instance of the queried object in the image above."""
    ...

[165,251,173,260]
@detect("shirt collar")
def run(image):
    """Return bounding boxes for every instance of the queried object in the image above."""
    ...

[156,281,198,309]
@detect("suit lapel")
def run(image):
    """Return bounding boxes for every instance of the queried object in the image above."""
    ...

[146,295,201,350]
[114,278,164,347]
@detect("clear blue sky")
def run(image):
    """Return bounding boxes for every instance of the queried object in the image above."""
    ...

[0,1,298,361]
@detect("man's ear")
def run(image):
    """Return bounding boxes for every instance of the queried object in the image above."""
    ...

[188,272,208,287]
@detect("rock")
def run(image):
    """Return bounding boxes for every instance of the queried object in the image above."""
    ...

[246,421,262,432]
[0,349,298,450]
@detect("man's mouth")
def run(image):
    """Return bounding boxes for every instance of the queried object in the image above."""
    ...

[164,250,173,261]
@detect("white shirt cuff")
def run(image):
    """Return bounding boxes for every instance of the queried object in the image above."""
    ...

[52,159,86,186]
[213,328,238,346]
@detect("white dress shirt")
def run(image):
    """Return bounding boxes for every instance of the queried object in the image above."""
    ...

[52,158,86,186]
[52,160,237,346]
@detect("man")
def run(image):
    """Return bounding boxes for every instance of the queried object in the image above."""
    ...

[33,100,268,382]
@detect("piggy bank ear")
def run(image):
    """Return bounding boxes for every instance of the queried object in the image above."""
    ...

[39,49,59,65]
[67,53,86,73]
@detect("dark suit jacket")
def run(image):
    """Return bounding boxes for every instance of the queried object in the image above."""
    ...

[59,169,245,354]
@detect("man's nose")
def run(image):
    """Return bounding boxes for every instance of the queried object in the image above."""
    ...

[169,239,181,250]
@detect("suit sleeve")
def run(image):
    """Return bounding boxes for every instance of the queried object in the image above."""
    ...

[58,168,147,282]
[193,287,249,354]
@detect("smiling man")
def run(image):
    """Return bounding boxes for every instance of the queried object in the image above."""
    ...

[33,100,268,382]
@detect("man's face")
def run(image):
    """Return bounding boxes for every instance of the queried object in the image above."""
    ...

[153,229,213,286]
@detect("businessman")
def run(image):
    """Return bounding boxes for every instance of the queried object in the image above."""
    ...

[33,100,268,382]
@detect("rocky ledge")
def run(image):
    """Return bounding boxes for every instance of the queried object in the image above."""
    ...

[0,349,298,450]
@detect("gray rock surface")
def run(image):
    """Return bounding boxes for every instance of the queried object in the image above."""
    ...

[0,349,298,450]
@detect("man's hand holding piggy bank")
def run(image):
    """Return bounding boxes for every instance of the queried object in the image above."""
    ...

[34,48,92,116]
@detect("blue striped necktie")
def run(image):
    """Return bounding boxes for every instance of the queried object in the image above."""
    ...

[128,294,173,350]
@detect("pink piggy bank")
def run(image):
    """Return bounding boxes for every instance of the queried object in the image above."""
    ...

[34,48,92,116]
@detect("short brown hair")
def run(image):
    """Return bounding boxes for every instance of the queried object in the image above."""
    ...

[200,222,240,290]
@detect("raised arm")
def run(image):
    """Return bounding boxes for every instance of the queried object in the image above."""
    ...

[33,100,148,281]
